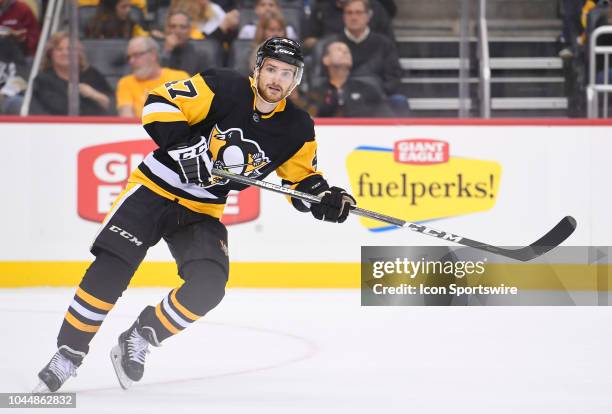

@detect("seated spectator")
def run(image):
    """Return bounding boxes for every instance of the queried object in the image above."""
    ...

[306,40,393,117]
[116,36,189,117]
[244,11,291,71]
[31,31,114,116]
[228,11,289,76]
[337,0,408,115]
[237,0,297,40]
[84,0,147,39]
[0,36,27,114]
[302,0,393,50]
[170,0,239,41]
[160,10,205,74]
[0,0,41,56]
[586,0,612,83]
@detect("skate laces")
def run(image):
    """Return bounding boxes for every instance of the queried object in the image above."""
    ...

[126,329,150,364]
[48,352,78,383]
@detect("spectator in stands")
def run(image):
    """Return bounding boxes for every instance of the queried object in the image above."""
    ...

[84,0,147,38]
[306,40,393,117]
[338,0,407,115]
[302,0,393,50]
[585,0,612,83]
[559,0,584,58]
[31,31,114,116]
[241,10,291,71]
[170,0,239,40]
[0,36,27,114]
[160,10,204,75]
[116,36,189,117]
[230,11,289,76]
[0,0,41,56]
[237,0,297,40]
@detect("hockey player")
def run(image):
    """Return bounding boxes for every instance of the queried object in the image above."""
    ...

[34,37,356,392]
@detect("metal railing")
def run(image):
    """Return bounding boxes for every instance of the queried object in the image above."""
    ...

[20,0,58,115]
[587,26,612,118]
[477,0,491,118]
[458,0,471,118]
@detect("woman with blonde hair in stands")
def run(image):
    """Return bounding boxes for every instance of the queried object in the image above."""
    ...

[84,0,147,38]
[244,10,288,73]
[238,0,297,40]
[169,0,238,39]
[32,31,114,115]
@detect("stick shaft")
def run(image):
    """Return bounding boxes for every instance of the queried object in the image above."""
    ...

[211,168,574,261]
[213,167,455,237]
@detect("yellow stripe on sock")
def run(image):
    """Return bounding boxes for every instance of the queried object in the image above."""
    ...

[170,288,200,321]
[155,303,180,334]
[65,311,100,333]
[75,287,113,311]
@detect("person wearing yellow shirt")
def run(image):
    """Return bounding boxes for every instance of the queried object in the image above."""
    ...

[116,36,189,117]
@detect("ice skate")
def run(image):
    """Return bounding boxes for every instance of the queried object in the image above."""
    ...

[33,345,85,393]
[110,320,160,390]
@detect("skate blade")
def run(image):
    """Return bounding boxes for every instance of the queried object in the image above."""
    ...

[32,381,51,394]
[110,345,132,390]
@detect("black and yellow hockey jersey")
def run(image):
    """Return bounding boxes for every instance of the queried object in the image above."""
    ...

[129,68,325,218]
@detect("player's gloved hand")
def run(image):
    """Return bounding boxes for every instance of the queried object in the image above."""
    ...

[167,136,214,186]
[310,187,356,223]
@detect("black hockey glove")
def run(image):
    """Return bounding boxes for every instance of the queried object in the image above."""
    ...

[167,136,214,186]
[310,186,356,223]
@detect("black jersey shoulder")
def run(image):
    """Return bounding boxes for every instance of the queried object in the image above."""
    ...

[283,99,316,143]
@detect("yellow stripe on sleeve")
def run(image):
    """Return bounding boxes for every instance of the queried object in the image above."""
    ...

[75,287,113,311]
[155,303,180,334]
[170,288,200,321]
[65,311,100,333]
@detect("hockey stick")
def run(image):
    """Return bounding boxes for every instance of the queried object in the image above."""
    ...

[211,168,577,262]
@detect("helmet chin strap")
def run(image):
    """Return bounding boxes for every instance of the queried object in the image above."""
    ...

[253,67,298,109]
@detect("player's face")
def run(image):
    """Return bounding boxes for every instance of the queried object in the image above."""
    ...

[257,58,296,102]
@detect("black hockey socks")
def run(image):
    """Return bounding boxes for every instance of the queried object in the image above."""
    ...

[137,260,227,342]
[57,251,135,354]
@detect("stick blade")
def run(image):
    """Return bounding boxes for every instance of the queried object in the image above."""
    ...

[504,216,577,261]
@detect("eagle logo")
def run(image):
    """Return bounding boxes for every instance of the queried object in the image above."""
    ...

[205,124,270,188]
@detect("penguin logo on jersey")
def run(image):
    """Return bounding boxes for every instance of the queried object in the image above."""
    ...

[206,125,270,187]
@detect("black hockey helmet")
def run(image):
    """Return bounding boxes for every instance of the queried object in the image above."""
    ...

[255,37,304,70]
[253,37,304,99]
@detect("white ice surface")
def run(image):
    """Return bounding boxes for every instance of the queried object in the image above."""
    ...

[0,288,610,413]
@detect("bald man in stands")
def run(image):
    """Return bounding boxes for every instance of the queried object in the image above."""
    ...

[116,36,189,118]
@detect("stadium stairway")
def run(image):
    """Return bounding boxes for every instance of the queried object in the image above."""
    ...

[394,0,568,117]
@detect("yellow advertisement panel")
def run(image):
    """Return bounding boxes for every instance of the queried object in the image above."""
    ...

[346,140,502,230]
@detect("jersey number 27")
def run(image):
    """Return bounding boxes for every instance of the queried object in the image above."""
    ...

[164,80,198,99]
